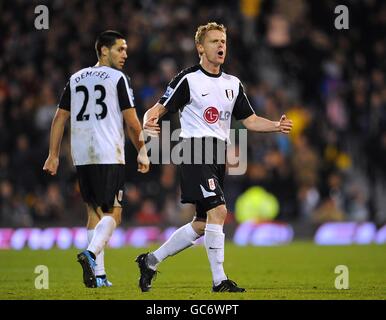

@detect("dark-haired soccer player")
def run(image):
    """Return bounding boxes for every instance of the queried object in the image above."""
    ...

[43,30,149,288]
[136,22,293,293]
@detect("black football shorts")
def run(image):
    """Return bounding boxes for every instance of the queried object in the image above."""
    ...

[179,137,227,220]
[76,164,125,213]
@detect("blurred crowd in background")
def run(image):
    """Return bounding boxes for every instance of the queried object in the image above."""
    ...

[1,0,385,231]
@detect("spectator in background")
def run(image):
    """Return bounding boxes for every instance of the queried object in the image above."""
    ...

[135,199,162,225]
[30,183,65,225]
[235,186,279,223]
[124,184,142,222]
[367,130,386,224]
[11,134,38,193]
[0,180,32,227]
[312,171,346,225]
[0,153,10,181]
[291,134,320,194]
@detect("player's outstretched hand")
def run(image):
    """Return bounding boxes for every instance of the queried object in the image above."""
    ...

[43,156,59,176]
[276,115,293,134]
[144,116,160,137]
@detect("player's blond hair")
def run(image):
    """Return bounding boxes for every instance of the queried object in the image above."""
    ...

[194,22,227,45]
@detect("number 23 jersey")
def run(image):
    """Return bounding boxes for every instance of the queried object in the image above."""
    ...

[58,66,135,165]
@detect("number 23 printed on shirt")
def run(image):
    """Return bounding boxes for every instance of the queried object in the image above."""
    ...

[75,85,107,121]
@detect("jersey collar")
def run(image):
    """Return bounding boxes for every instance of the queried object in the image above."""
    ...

[198,64,222,78]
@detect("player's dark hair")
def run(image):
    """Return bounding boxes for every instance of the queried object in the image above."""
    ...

[95,30,125,59]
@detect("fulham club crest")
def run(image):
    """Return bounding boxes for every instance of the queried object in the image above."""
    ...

[225,89,234,101]
[208,178,216,191]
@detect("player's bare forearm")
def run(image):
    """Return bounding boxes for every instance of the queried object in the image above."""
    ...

[242,114,279,132]
[48,108,70,157]
[128,123,146,152]
[43,108,69,175]
[122,109,150,174]
[123,108,146,152]
[144,103,168,124]
[143,103,167,136]
[242,114,293,134]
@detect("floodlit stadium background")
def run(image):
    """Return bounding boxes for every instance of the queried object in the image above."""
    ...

[1,0,386,249]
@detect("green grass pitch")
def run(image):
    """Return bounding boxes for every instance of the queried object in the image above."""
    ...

[0,242,385,300]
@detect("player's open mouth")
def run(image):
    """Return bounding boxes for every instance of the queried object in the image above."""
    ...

[218,51,224,57]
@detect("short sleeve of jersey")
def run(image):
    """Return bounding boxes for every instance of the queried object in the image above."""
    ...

[117,75,135,111]
[58,81,71,111]
[158,77,190,113]
[232,82,255,120]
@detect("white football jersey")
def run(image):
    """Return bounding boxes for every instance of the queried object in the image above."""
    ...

[159,65,254,142]
[58,65,135,165]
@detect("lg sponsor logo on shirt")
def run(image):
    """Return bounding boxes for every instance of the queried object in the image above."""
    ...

[203,107,231,124]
